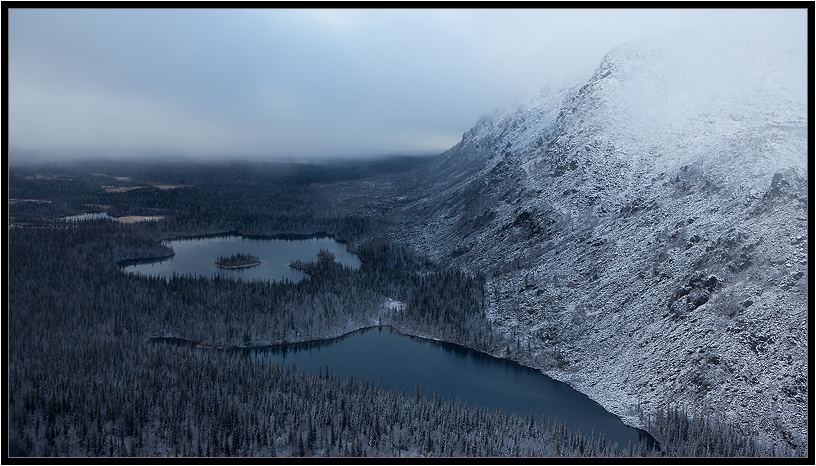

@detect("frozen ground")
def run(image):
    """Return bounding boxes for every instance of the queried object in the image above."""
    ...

[390,32,808,451]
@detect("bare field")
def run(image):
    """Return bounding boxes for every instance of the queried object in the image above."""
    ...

[115,215,165,223]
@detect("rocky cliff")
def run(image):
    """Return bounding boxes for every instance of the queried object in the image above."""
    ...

[392,33,808,450]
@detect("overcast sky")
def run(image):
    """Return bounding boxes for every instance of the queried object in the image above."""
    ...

[7,8,807,162]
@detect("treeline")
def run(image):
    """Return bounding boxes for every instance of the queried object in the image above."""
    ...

[355,238,495,352]
[7,159,793,457]
[215,253,260,268]
[7,224,495,352]
[8,223,793,458]
[5,222,539,458]
[8,338,653,458]
[8,158,428,242]
[642,405,800,457]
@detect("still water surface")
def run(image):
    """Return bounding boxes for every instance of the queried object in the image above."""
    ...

[136,236,654,450]
[124,235,360,281]
[253,327,655,450]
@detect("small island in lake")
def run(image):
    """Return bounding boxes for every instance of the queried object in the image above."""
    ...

[214,252,261,269]
[316,249,336,261]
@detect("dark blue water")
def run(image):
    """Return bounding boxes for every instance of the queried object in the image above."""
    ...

[123,235,360,282]
[253,327,655,450]
[138,236,655,450]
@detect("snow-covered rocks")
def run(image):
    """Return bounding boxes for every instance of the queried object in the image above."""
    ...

[393,32,807,450]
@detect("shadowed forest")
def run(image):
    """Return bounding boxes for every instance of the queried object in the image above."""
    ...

[7,159,792,457]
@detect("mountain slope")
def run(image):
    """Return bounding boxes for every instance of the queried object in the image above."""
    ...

[392,33,808,450]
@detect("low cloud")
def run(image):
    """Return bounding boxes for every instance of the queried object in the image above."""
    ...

[8,8,807,161]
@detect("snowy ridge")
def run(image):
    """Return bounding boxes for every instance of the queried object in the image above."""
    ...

[393,32,807,450]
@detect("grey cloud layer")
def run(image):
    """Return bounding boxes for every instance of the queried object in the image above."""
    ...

[8,8,806,160]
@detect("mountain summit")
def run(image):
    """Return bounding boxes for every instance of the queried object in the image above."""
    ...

[394,32,808,450]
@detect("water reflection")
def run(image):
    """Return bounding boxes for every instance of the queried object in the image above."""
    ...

[250,327,656,450]
[123,235,360,282]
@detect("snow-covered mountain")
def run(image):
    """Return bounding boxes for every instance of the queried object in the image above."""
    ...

[392,32,808,450]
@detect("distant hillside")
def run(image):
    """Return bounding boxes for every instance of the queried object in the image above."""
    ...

[392,32,808,450]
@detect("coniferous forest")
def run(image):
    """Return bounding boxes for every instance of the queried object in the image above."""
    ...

[7,159,794,458]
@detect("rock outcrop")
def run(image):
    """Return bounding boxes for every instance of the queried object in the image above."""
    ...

[393,32,808,450]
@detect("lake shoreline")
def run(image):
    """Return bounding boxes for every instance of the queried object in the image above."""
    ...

[134,230,657,446]
[214,261,261,269]
[160,230,337,243]
[149,324,658,450]
[120,233,360,281]
[115,253,175,268]
[151,325,398,351]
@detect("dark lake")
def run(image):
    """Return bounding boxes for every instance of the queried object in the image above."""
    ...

[123,235,361,282]
[140,235,655,450]
[252,327,655,450]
